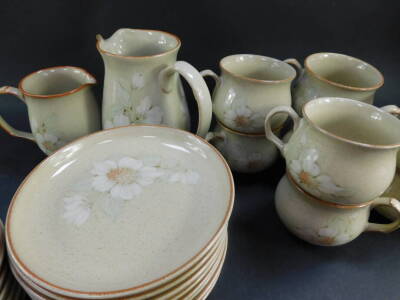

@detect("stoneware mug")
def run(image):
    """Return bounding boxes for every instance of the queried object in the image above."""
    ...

[206,120,279,173]
[265,97,400,205]
[97,28,212,137]
[0,66,100,155]
[291,52,384,114]
[201,54,298,134]
[275,173,400,246]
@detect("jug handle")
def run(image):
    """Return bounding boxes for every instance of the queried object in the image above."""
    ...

[0,86,35,141]
[365,197,400,233]
[159,61,212,138]
[265,106,300,155]
[200,69,221,87]
[284,58,304,85]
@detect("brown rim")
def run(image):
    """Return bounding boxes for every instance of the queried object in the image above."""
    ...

[286,171,373,209]
[6,124,235,297]
[304,52,384,91]
[96,29,181,59]
[219,54,296,84]
[216,119,282,137]
[302,97,400,149]
[18,66,96,99]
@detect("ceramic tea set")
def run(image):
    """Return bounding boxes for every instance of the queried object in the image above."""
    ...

[1,26,400,299]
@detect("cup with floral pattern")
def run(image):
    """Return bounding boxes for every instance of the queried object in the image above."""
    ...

[201,54,299,134]
[97,28,213,137]
[275,173,400,246]
[291,52,384,114]
[206,120,280,173]
[265,97,400,205]
[0,66,100,155]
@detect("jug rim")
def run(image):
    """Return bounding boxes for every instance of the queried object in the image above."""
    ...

[219,54,296,84]
[304,52,384,92]
[18,66,96,99]
[96,28,182,59]
[302,97,400,149]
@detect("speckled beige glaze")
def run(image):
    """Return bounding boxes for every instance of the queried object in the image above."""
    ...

[275,174,400,246]
[265,97,400,205]
[97,29,212,137]
[6,125,234,299]
[0,66,100,155]
[201,54,296,134]
[206,121,279,173]
[292,53,384,114]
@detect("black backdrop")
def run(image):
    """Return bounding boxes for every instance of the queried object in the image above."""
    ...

[1,1,400,299]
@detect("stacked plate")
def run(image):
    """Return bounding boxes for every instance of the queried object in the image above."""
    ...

[5,125,235,300]
[1,219,27,299]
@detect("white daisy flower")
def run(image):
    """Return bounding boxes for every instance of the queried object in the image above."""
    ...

[36,132,65,154]
[223,98,262,130]
[131,73,145,89]
[289,148,348,197]
[104,114,131,129]
[91,157,163,200]
[168,170,200,185]
[134,97,163,124]
[63,195,91,226]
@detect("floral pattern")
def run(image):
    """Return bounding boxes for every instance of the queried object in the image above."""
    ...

[223,91,263,130]
[289,134,350,198]
[104,73,163,129]
[31,120,66,154]
[62,156,200,226]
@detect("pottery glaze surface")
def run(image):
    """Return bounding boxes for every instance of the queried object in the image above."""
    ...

[265,97,400,205]
[206,121,279,173]
[6,125,234,298]
[0,67,100,155]
[292,53,384,114]
[97,29,212,137]
[275,175,400,246]
[202,54,296,133]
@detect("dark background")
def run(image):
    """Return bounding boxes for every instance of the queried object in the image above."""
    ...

[1,1,400,299]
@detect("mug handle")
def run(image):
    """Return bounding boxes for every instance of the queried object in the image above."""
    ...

[265,106,300,154]
[284,58,304,85]
[159,61,212,138]
[365,197,400,233]
[0,86,35,141]
[205,131,226,143]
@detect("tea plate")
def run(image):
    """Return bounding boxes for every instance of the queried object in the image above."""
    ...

[6,125,234,298]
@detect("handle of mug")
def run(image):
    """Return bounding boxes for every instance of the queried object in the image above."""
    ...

[265,106,300,154]
[205,131,226,143]
[159,61,212,138]
[284,58,304,85]
[0,86,35,141]
[365,197,400,233]
[200,69,221,88]
[380,105,400,116]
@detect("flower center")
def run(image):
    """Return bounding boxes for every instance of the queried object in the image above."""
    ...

[234,115,250,127]
[318,236,336,245]
[107,168,136,185]
[299,171,312,185]
[42,141,55,152]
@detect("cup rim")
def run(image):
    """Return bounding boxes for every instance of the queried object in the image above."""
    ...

[286,171,373,209]
[6,124,235,297]
[18,66,96,99]
[219,54,296,84]
[304,52,384,91]
[96,28,182,59]
[302,97,400,149]
[216,119,282,137]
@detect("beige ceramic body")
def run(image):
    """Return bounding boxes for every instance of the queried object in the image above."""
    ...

[0,67,100,155]
[275,175,400,246]
[265,97,400,205]
[292,53,384,114]
[206,122,278,173]
[97,29,212,137]
[201,54,296,134]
